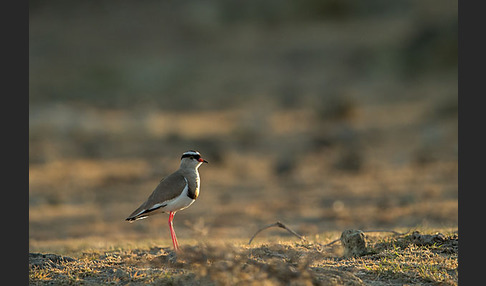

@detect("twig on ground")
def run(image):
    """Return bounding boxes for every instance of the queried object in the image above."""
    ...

[320,238,341,248]
[362,229,410,236]
[248,221,304,245]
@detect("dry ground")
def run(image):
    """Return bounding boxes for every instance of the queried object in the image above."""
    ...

[29,228,457,285]
[29,96,457,243]
[29,95,457,286]
[29,100,457,285]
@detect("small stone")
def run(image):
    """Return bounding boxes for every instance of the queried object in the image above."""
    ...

[340,230,368,258]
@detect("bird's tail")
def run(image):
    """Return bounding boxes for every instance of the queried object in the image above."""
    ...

[125,215,148,223]
[126,201,168,222]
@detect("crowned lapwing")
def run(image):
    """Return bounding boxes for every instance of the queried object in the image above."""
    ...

[126,150,208,251]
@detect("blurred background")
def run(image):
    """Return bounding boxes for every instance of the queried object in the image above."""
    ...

[29,0,457,247]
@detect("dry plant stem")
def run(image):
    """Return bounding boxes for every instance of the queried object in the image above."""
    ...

[362,229,410,236]
[320,238,341,248]
[248,221,304,245]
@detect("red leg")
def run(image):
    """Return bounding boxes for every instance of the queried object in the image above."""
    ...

[168,211,180,251]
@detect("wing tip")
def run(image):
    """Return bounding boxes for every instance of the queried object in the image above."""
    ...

[125,214,150,222]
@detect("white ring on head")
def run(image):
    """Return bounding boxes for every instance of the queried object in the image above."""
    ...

[182,151,201,156]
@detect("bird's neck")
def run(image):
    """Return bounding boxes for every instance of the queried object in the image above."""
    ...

[179,159,202,169]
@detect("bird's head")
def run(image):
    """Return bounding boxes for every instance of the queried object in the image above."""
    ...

[180,150,208,168]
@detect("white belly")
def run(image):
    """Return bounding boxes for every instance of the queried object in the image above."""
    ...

[161,183,196,212]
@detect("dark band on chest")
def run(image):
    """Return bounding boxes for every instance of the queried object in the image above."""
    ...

[187,184,198,200]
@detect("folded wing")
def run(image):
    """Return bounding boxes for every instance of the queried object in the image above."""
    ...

[125,171,187,221]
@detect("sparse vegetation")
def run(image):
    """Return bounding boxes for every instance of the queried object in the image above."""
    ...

[30,229,457,285]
